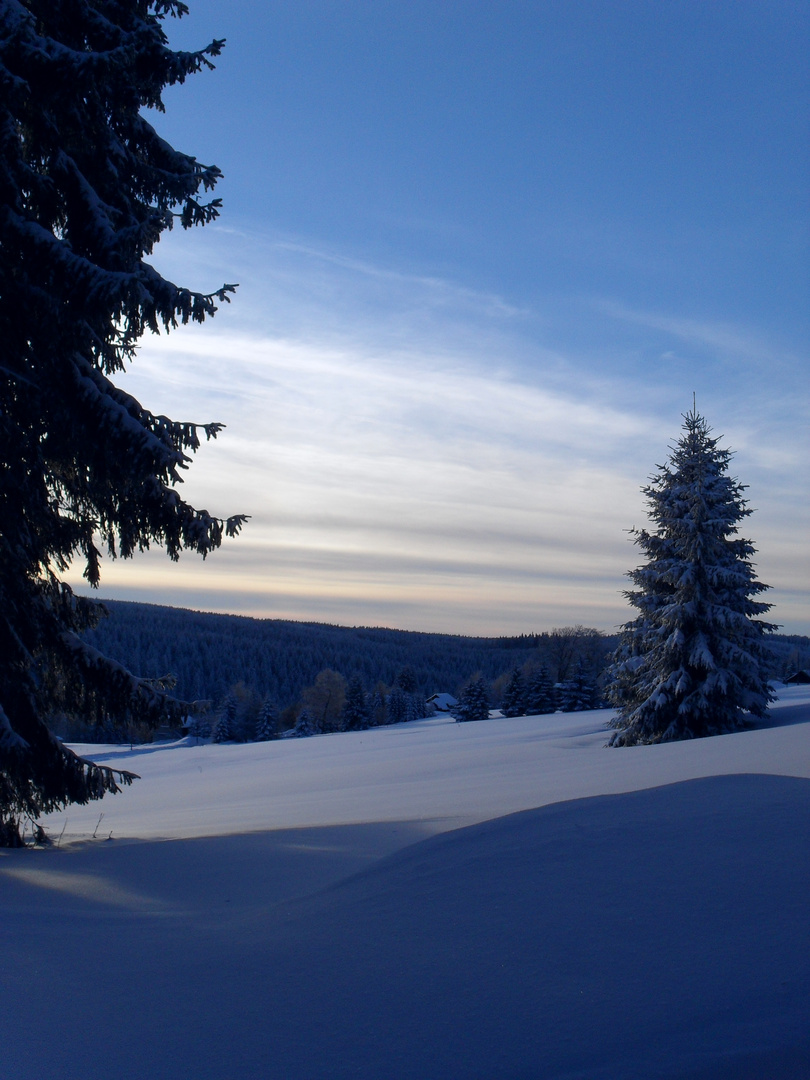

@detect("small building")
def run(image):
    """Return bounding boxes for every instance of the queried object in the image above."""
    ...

[426,692,458,713]
[785,670,810,685]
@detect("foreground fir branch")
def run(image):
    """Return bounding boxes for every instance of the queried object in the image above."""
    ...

[607,409,776,745]
[0,0,244,844]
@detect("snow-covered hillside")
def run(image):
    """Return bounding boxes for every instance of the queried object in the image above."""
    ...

[2,687,809,1079]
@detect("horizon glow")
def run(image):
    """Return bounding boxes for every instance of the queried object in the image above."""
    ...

[68,2,809,635]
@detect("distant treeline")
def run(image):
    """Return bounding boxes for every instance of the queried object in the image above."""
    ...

[81,601,615,710]
[80,599,809,718]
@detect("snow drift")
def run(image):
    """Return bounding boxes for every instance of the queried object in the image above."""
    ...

[1,688,808,1079]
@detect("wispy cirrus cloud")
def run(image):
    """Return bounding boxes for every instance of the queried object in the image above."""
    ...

[270,238,530,320]
[599,299,798,364]
[72,229,808,634]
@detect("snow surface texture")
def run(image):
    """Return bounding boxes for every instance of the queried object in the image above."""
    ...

[2,687,809,1079]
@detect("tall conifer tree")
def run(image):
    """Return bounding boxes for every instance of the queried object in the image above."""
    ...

[342,675,369,731]
[454,677,490,723]
[525,666,556,715]
[385,685,407,726]
[501,668,526,717]
[558,660,596,712]
[212,695,237,744]
[607,410,776,744]
[254,698,280,742]
[0,1,242,843]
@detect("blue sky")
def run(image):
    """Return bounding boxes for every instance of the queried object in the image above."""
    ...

[74,1,809,634]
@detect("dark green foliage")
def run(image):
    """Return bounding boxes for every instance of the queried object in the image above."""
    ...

[0,1,242,842]
[607,410,776,745]
[558,660,597,712]
[72,598,799,735]
[455,677,490,723]
[81,600,578,706]
[395,666,417,694]
[404,692,426,723]
[501,668,526,717]
[525,666,557,715]
[212,695,237,743]
[766,635,810,682]
[342,675,369,731]
[385,686,407,726]
[292,708,316,738]
[301,669,346,733]
[545,626,605,682]
[368,689,386,727]
[254,698,280,741]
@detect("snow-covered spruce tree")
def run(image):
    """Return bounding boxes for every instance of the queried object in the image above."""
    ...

[341,675,369,731]
[558,660,596,713]
[454,677,490,723]
[254,698,280,742]
[404,692,426,723]
[292,708,316,738]
[0,2,244,844]
[607,409,776,745]
[386,685,407,726]
[525,666,556,715]
[368,688,386,727]
[212,695,237,744]
[501,668,526,717]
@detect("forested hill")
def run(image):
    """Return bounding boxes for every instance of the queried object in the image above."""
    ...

[83,600,587,709]
[82,600,809,715]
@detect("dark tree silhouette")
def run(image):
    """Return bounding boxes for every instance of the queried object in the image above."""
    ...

[0,1,243,844]
[254,698,280,742]
[386,685,408,725]
[292,708,317,738]
[455,677,490,723]
[341,675,370,731]
[501,668,526,717]
[395,665,417,694]
[558,660,596,712]
[525,665,557,715]
[213,695,238,744]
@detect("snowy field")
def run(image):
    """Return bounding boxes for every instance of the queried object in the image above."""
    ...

[2,686,809,1079]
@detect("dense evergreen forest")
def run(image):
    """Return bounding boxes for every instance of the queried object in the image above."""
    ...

[82,601,614,711]
[81,601,809,724]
